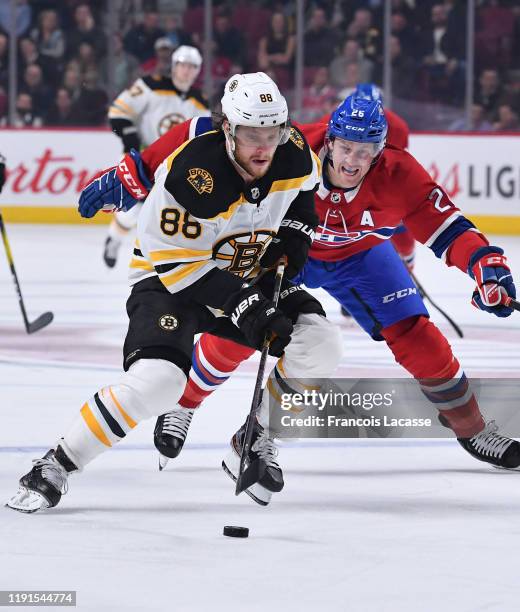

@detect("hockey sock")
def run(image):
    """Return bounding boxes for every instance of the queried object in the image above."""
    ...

[382,316,485,438]
[179,334,255,409]
[59,359,187,469]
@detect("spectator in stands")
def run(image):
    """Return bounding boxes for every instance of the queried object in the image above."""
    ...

[72,68,108,126]
[0,0,31,38]
[62,64,82,102]
[18,37,40,78]
[213,8,246,73]
[101,33,140,94]
[45,87,79,126]
[163,13,193,49]
[304,7,338,67]
[301,66,338,122]
[0,32,7,90]
[346,8,381,64]
[123,11,165,64]
[420,3,465,103]
[391,11,417,57]
[257,12,295,79]
[31,10,65,64]
[0,85,6,121]
[475,68,503,120]
[329,38,373,88]
[75,42,98,80]
[374,35,416,100]
[1,92,42,127]
[67,4,106,61]
[494,103,520,131]
[21,63,53,115]
[141,37,175,77]
[449,104,494,131]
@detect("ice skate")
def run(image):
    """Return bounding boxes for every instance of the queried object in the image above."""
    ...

[103,236,121,268]
[222,418,283,506]
[458,421,520,469]
[6,447,77,513]
[154,407,195,470]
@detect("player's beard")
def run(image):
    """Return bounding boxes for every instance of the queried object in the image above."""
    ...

[234,149,275,180]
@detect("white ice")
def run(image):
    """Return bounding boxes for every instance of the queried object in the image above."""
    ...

[1,225,520,611]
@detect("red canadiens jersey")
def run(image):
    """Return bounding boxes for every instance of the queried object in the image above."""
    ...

[140,116,478,264]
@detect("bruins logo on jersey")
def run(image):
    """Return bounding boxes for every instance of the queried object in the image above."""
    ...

[187,168,214,195]
[158,113,186,135]
[289,128,304,150]
[213,230,276,277]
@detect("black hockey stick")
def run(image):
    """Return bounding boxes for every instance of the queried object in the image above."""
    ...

[502,296,520,312]
[235,258,286,496]
[0,211,54,333]
[410,271,463,338]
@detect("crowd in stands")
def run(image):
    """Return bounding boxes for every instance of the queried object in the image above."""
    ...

[0,0,519,130]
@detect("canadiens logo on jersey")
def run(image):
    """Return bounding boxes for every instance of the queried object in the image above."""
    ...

[316,224,396,247]
[213,230,276,277]
[289,128,304,150]
[187,168,214,195]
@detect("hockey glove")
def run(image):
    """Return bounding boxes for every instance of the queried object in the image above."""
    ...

[78,149,152,219]
[225,285,293,357]
[260,219,315,279]
[0,154,5,193]
[469,246,516,317]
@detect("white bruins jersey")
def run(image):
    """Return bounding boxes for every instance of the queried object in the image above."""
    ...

[129,128,320,298]
[108,75,210,147]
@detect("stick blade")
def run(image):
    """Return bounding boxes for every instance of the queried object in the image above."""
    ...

[235,459,267,495]
[27,311,54,334]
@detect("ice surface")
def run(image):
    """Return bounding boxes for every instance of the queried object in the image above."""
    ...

[1,225,520,611]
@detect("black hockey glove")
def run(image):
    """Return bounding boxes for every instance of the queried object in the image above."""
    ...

[225,285,293,357]
[260,219,315,280]
[0,154,5,194]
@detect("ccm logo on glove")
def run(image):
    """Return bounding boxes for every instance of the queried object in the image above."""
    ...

[117,159,148,200]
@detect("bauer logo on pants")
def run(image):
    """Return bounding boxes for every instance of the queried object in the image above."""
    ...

[159,314,179,331]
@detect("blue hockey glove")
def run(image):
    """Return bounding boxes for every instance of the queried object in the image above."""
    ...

[469,246,516,317]
[78,149,152,219]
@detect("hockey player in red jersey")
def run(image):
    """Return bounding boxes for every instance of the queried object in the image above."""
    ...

[78,94,520,474]
[352,83,415,272]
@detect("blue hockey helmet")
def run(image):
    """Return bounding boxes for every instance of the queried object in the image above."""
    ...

[327,95,387,154]
[354,82,384,104]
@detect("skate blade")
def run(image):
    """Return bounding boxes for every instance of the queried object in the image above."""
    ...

[5,486,50,513]
[222,451,272,507]
[158,453,169,471]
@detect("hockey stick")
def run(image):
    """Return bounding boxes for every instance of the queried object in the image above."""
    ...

[235,258,287,496]
[502,296,520,312]
[0,211,54,333]
[410,271,463,338]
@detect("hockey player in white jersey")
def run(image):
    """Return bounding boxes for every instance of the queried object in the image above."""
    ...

[6,73,342,513]
[104,45,210,268]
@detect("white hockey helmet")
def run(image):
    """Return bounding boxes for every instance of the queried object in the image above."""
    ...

[221,72,290,144]
[171,45,203,68]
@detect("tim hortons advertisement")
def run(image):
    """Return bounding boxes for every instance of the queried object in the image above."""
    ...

[0,129,518,223]
[0,129,121,208]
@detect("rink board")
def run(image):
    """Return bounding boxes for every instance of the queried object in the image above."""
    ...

[1,129,519,233]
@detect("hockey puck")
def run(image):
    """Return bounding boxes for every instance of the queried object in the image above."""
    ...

[223,525,249,538]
